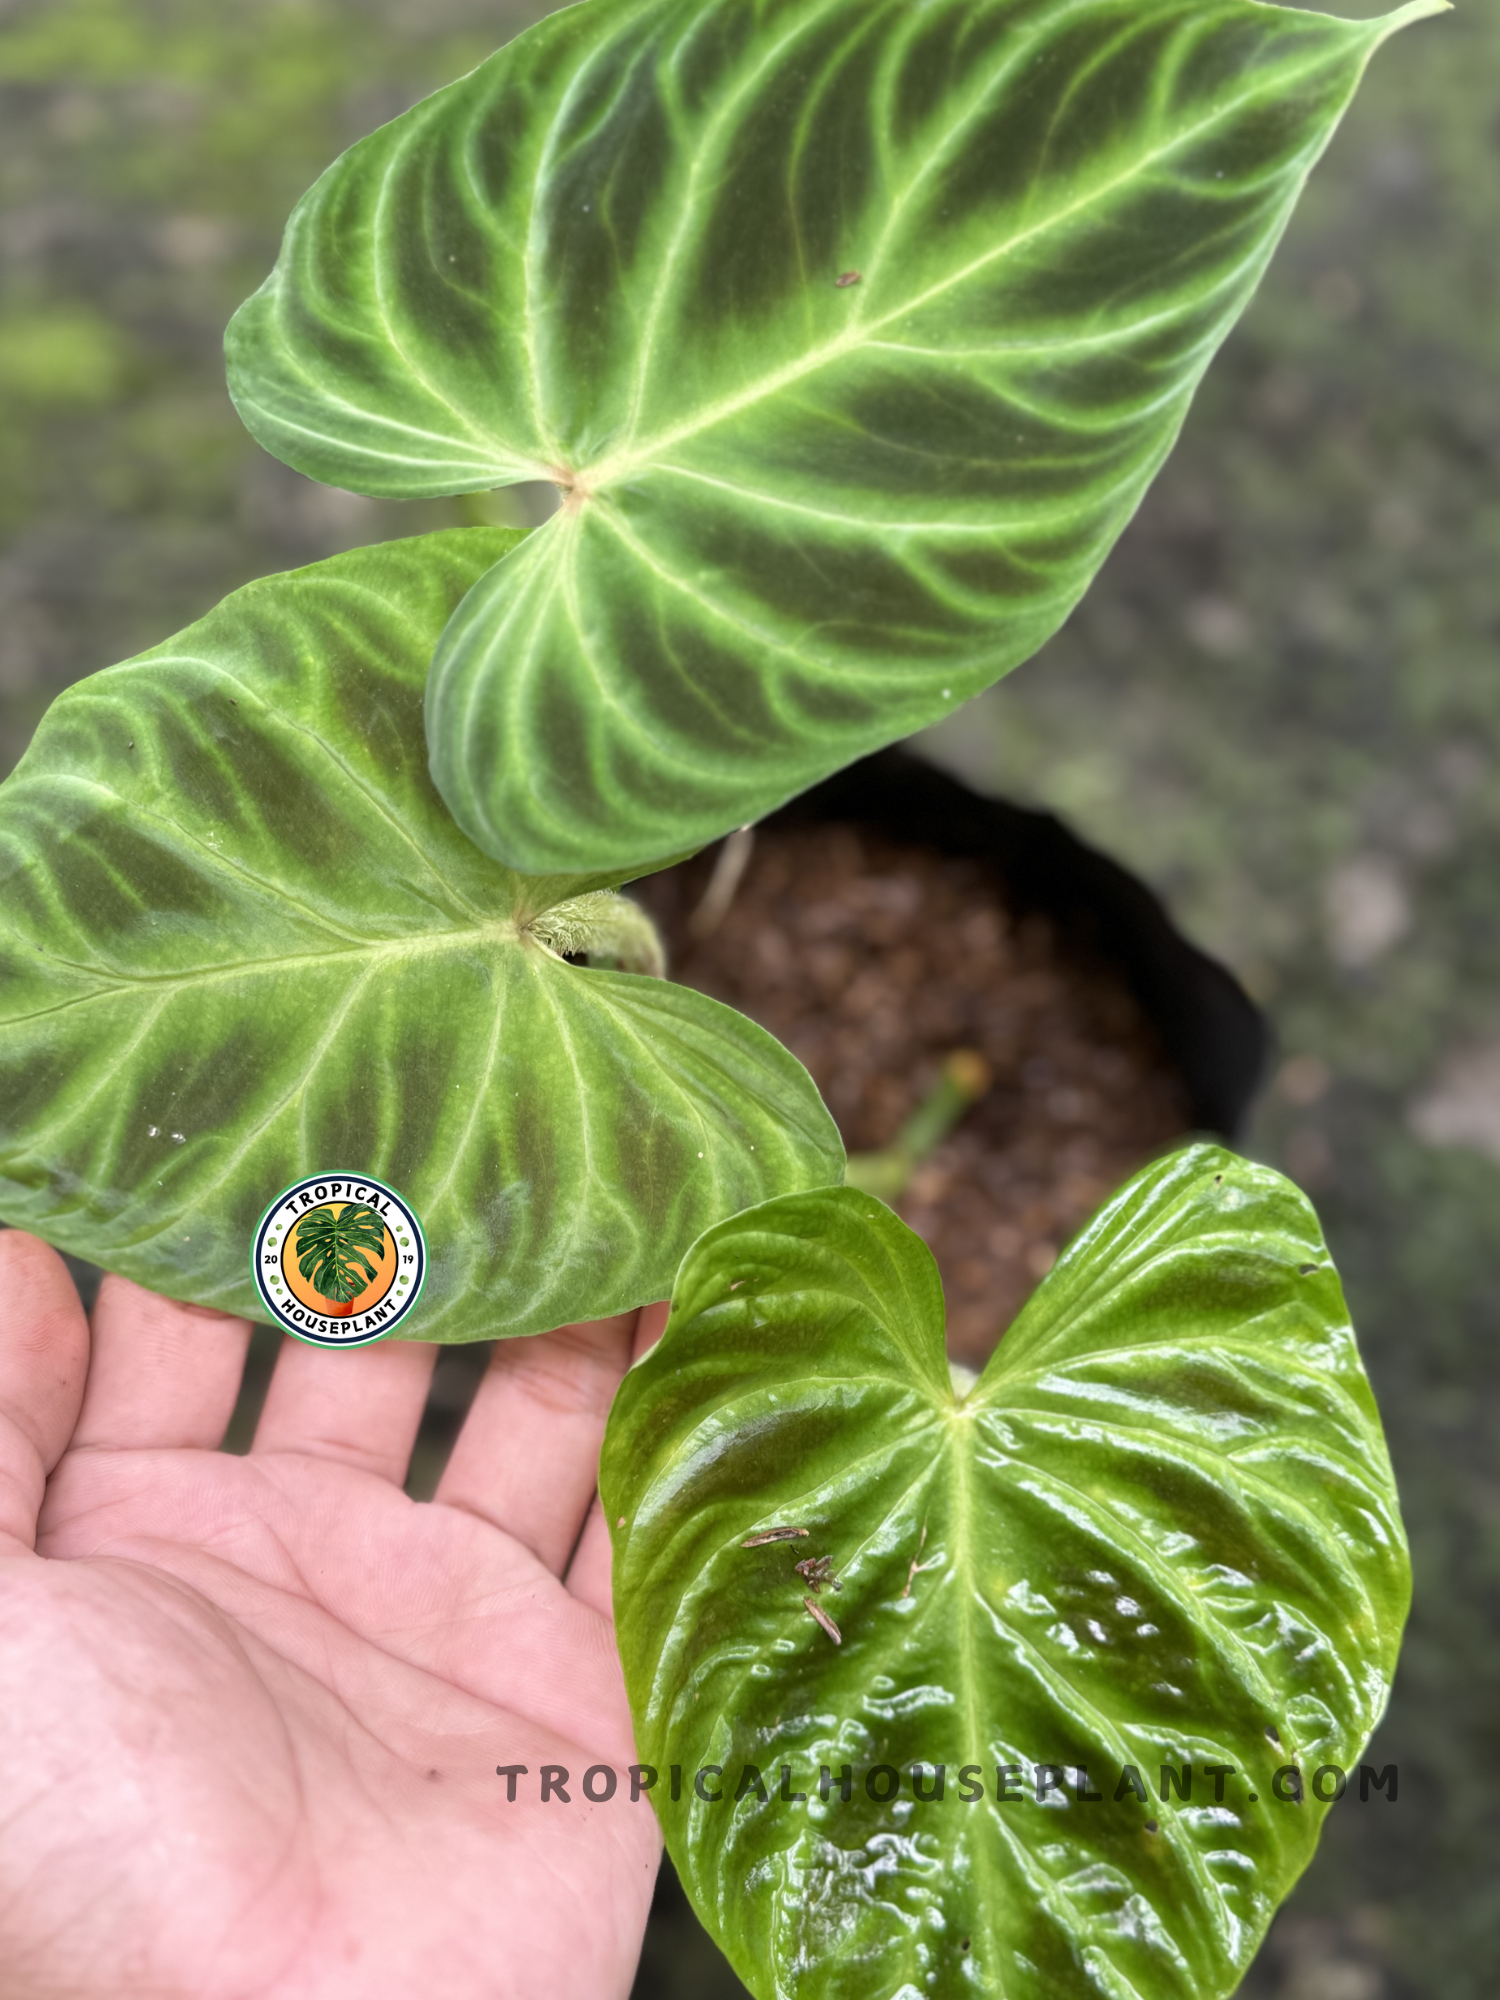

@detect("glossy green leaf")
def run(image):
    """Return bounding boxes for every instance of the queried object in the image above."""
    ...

[0,530,842,1341]
[601,1146,1409,2000]
[226,0,1442,876]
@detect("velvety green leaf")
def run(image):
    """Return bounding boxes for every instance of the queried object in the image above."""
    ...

[226,0,1442,876]
[601,1146,1409,2000]
[0,530,842,1341]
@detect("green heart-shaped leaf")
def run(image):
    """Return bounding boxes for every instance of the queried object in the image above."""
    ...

[601,1146,1408,1999]
[0,529,842,1340]
[226,0,1440,876]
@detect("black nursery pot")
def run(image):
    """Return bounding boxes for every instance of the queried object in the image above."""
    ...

[637,745,1267,1153]
[634,746,1269,1366]
[768,748,1268,1142]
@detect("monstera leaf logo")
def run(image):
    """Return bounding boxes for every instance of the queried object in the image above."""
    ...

[294,1203,387,1314]
[251,1175,426,1346]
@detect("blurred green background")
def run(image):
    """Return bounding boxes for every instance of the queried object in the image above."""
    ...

[1,2,1495,1995]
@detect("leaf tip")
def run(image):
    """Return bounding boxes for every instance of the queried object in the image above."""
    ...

[1370,0,1452,44]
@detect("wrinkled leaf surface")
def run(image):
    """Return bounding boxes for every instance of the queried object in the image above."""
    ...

[228,0,1440,875]
[602,1147,1408,1999]
[0,530,842,1340]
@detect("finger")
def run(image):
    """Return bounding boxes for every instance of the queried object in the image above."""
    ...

[0,1233,90,1553]
[565,1299,671,1617]
[434,1302,662,1575]
[251,1334,436,1484]
[632,1299,671,1363]
[69,1272,252,1454]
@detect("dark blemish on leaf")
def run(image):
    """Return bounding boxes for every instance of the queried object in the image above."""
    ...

[804,1597,842,1644]
[835,270,861,288]
[742,1527,809,1547]
[961,1940,971,1954]
[1214,1173,1224,1185]
[1266,1724,1282,1744]
[1144,1819,1159,1834]
[1298,1263,1319,1275]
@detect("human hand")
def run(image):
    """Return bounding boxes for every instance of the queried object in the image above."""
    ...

[0,1230,666,1999]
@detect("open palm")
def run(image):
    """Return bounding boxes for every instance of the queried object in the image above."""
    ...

[0,1231,665,1999]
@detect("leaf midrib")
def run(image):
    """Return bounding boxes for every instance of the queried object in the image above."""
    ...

[573,40,1353,492]
[947,1418,1009,1982]
[6,916,531,1023]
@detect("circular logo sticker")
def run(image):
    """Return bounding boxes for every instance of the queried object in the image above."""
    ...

[251,1174,426,1347]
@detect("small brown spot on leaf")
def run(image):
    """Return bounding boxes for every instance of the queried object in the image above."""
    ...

[902,1524,935,1598]
[835,270,861,288]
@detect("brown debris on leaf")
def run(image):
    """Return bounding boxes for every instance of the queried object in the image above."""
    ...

[804,1597,842,1644]
[795,1554,840,1593]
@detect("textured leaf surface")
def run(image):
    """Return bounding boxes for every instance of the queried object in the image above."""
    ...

[227,0,1440,875]
[0,530,842,1340]
[601,1147,1409,2000]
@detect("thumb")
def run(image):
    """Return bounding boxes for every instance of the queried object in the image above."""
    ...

[0,1232,89,1555]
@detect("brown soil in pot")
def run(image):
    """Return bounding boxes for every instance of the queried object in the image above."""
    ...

[634,822,1195,1370]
